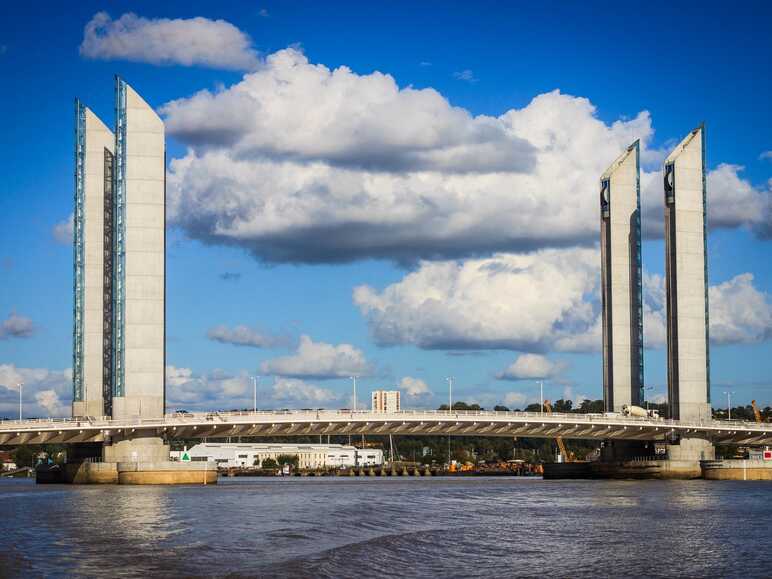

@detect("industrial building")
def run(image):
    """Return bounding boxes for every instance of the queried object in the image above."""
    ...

[663,125,711,423]
[599,141,644,412]
[171,443,384,469]
[372,390,400,413]
[72,77,166,422]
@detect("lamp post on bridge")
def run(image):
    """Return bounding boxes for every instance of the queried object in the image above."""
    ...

[251,375,260,413]
[18,382,23,421]
[538,381,544,415]
[723,391,735,420]
[350,376,357,412]
[446,376,453,465]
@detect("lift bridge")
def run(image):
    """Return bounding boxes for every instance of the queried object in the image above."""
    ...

[1,409,770,447]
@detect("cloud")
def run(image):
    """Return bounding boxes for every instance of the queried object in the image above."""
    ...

[354,247,599,352]
[497,354,564,380]
[206,324,284,348]
[260,335,372,379]
[35,390,65,417]
[258,8,270,17]
[165,366,338,409]
[270,378,337,406]
[398,376,431,397]
[0,312,35,340]
[504,392,527,408]
[760,151,772,161]
[355,247,771,353]
[453,69,478,83]
[0,364,72,418]
[80,12,260,70]
[52,214,73,245]
[160,48,767,264]
[219,272,241,281]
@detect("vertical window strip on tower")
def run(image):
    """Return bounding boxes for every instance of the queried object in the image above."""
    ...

[103,149,115,416]
[701,126,711,403]
[634,142,644,403]
[113,78,127,398]
[73,100,86,402]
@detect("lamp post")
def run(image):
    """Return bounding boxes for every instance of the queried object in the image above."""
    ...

[350,376,357,412]
[539,381,544,415]
[723,391,735,420]
[251,375,259,413]
[18,382,23,421]
[446,376,453,466]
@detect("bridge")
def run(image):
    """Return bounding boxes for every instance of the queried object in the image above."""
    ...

[2,409,770,446]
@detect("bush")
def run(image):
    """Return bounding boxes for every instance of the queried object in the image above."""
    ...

[261,458,278,469]
[276,454,299,467]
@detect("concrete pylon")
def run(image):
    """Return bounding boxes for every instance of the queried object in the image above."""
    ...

[600,141,644,412]
[663,125,711,423]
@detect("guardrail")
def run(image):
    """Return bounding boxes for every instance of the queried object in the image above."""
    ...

[1,408,771,433]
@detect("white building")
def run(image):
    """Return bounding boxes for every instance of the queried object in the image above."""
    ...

[171,443,384,469]
[372,390,400,413]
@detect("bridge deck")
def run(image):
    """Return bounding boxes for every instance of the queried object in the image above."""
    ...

[1,410,770,446]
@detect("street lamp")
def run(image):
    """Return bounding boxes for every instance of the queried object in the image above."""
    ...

[446,376,453,411]
[539,381,544,415]
[18,382,23,421]
[723,391,735,420]
[251,375,259,413]
[350,376,357,412]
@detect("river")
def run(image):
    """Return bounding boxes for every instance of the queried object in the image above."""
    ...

[1,477,767,578]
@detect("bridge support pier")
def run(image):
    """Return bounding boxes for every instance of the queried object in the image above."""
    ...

[591,438,714,480]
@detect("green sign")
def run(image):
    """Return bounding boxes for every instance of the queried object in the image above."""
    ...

[181,451,191,462]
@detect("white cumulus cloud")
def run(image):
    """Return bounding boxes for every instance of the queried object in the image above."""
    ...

[270,378,337,406]
[0,364,71,418]
[398,376,431,397]
[260,335,371,379]
[497,354,564,380]
[354,248,599,351]
[162,48,770,264]
[80,12,260,70]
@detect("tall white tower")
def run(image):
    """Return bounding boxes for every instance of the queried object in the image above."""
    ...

[600,141,643,412]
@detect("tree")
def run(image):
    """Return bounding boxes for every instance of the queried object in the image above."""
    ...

[261,457,278,469]
[493,405,509,412]
[524,403,542,413]
[276,454,299,468]
[13,446,35,468]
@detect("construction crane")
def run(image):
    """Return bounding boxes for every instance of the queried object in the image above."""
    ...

[751,400,763,423]
[544,400,573,462]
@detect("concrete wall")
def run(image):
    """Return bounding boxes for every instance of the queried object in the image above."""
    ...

[112,81,166,420]
[664,127,711,422]
[600,142,642,412]
[73,107,114,418]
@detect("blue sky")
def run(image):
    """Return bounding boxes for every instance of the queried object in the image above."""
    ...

[0,1,770,417]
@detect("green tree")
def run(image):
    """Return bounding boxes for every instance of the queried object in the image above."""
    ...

[276,454,299,468]
[13,446,35,468]
[261,457,278,469]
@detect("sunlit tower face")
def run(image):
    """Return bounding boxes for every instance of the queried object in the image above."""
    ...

[663,126,711,422]
[599,141,643,413]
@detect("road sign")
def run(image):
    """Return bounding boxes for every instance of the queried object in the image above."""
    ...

[181,451,191,462]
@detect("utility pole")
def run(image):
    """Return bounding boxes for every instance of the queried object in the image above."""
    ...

[723,391,735,420]
[350,376,357,412]
[18,382,23,421]
[539,381,544,415]
[645,386,654,411]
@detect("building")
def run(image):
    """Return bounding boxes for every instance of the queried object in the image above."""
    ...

[72,77,166,421]
[171,443,384,469]
[663,125,711,422]
[599,141,644,412]
[372,390,401,413]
